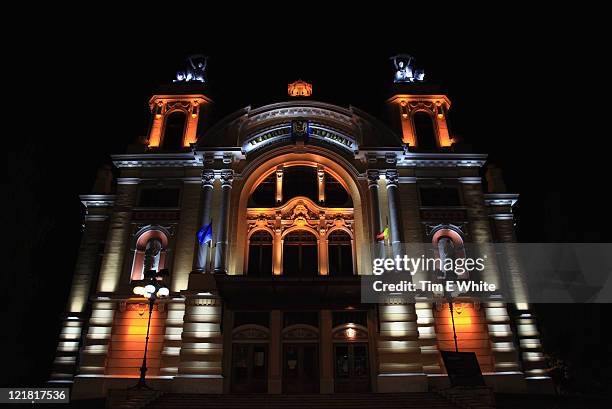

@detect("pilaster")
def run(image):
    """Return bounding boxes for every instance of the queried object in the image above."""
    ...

[175,293,223,393]
[376,302,427,392]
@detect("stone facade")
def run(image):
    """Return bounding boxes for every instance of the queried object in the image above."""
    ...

[50,81,552,398]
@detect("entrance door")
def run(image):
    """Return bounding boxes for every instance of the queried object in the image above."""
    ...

[283,343,319,393]
[334,343,370,392]
[231,344,268,393]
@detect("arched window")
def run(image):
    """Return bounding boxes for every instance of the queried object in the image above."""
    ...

[143,239,162,272]
[283,230,318,276]
[413,111,437,149]
[282,166,318,203]
[163,111,187,150]
[328,230,354,276]
[131,229,169,281]
[247,230,273,276]
[324,176,352,207]
[249,174,276,207]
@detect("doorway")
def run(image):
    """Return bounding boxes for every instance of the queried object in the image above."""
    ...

[334,343,370,392]
[282,343,319,393]
[231,344,268,393]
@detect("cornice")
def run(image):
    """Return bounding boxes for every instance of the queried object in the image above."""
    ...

[401,152,488,168]
[484,193,519,206]
[112,153,202,168]
[80,194,116,208]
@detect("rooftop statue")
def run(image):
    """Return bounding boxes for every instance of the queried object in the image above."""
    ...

[174,54,208,83]
[390,54,425,83]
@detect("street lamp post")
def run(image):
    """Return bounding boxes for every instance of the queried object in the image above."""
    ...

[446,294,459,353]
[131,268,170,389]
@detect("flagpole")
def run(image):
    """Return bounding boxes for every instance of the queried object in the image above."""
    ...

[207,219,213,273]
[385,216,389,247]
[207,240,212,273]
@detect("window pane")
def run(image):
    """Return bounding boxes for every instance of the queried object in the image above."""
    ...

[249,174,276,207]
[282,166,318,203]
[324,174,352,207]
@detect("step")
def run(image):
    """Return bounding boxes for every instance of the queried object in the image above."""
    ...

[146,393,460,409]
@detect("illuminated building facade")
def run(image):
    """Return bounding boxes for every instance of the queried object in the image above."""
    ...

[50,61,551,398]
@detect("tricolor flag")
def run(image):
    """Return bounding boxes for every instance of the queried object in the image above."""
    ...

[197,221,213,245]
[376,225,389,242]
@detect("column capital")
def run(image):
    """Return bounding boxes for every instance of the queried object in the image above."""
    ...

[202,170,215,188]
[317,165,325,181]
[366,170,380,187]
[385,170,399,188]
[220,169,234,187]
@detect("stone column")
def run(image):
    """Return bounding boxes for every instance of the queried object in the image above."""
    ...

[376,301,427,392]
[484,194,550,390]
[460,178,499,284]
[317,165,325,203]
[367,170,384,260]
[159,298,186,376]
[97,179,139,293]
[318,221,329,276]
[49,197,113,384]
[269,310,282,393]
[385,170,404,257]
[319,310,334,393]
[273,229,283,275]
[172,177,202,291]
[176,294,223,393]
[214,170,233,273]
[194,170,215,272]
[275,166,283,204]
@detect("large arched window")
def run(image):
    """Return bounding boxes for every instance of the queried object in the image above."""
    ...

[163,111,187,149]
[248,174,276,207]
[247,230,273,276]
[324,176,352,207]
[282,166,318,203]
[245,162,356,277]
[283,230,318,276]
[131,229,169,281]
[413,111,437,149]
[328,230,354,276]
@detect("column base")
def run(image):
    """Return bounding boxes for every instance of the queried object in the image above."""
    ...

[172,375,223,393]
[526,376,555,394]
[320,377,334,394]
[268,378,282,394]
[377,373,428,392]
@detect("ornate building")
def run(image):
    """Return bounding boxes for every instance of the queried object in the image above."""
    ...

[50,57,551,398]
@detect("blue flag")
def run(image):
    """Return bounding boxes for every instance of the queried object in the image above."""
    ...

[197,221,213,245]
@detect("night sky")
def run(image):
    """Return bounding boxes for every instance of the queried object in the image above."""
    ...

[4,19,610,393]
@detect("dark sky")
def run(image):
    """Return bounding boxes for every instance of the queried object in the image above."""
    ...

[4,18,610,391]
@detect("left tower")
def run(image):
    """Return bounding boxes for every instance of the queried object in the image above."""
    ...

[49,62,213,397]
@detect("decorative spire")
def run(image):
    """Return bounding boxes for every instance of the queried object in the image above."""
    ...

[288,79,312,97]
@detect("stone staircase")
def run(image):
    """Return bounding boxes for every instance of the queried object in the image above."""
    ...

[145,393,461,408]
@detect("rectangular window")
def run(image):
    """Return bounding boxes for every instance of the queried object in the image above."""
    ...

[419,187,461,206]
[138,188,180,208]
